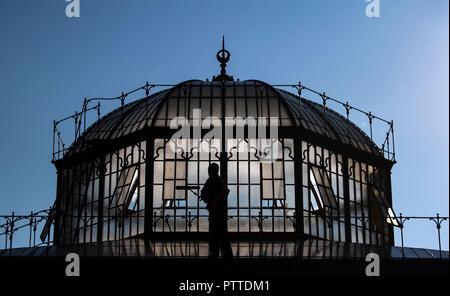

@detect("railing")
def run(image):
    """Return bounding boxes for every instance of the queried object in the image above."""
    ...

[0,210,447,259]
[52,81,396,162]
[0,208,54,251]
[52,82,172,161]
[275,83,396,161]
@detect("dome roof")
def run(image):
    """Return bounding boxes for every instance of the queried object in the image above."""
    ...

[66,80,382,158]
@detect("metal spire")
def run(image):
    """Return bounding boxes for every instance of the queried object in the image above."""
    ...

[213,36,234,82]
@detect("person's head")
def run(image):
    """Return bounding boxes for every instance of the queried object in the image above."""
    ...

[208,163,220,178]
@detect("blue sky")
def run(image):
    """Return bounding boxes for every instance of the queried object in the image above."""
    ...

[0,0,448,250]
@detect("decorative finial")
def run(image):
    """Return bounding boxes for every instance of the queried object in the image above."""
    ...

[212,36,234,82]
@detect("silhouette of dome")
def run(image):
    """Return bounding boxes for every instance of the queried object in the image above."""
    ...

[67,80,381,159]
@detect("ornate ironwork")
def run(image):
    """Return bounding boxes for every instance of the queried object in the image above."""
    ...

[212,36,234,82]
[52,80,396,163]
[1,212,448,258]
[251,212,268,232]
[429,213,448,259]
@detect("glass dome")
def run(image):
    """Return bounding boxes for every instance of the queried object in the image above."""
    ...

[68,80,381,156]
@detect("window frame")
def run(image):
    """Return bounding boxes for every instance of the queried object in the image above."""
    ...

[308,164,339,213]
[110,164,140,214]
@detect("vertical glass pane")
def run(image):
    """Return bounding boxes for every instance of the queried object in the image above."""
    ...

[249,185,260,208]
[262,163,272,178]
[176,161,186,179]
[284,161,294,184]
[163,180,174,199]
[238,162,249,183]
[273,179,285,199]
[187,162,198,184]
[249,162,259,183]
[239,185,249,207]
[164,161,175,179]
[262,180,273,199]
[273,162,284,178]
[228,161,237,183]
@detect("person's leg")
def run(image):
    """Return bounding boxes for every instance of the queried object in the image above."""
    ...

[209,217,220,259]
[222,234,233,259]
[221,227,233,259]
[217,216,233,259]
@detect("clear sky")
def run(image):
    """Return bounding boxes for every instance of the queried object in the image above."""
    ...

[0,0,448,250]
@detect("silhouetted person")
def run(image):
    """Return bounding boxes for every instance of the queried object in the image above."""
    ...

[201,163,233,259]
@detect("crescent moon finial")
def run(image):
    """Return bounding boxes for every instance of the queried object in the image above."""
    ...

[212,36,234,82]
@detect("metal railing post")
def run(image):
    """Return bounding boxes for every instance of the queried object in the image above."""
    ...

[28,211,33,247]
[47,207,51,255]
[9,212,14,251]
[398,213,410,259]
[429,213,448,259]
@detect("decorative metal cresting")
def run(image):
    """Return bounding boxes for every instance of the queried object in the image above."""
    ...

[0,208,54,254]
[251,211,269,232]
[429,214,448,259]
[395,213,449,259]
[52,82,172,161]
[275,82,396,161]
[0,212,448,258]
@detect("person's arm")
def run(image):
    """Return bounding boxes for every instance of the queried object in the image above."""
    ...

[200,180,211,203]
[214,179,229,203]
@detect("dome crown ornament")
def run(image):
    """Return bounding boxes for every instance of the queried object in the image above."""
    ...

[212,36,234,82]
